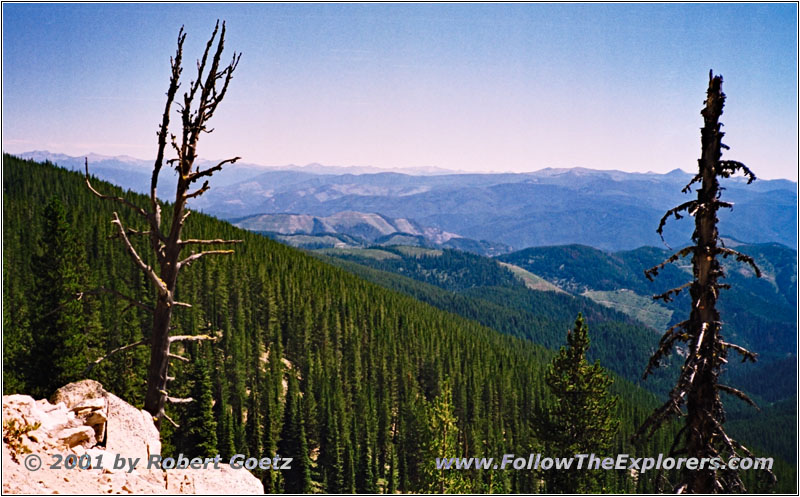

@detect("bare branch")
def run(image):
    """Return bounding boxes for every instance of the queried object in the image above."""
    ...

[152,28,186,230]
[162,411,180,428]
[682,171,703,194]
[718,160,756,184]
[187,21,219,116]
[85,159,149,218]
[166,396,195,405]
[122,227,151,237]
[111,213,169,296]
[654,282,692,303]
[717,247,762,278]
[84,339,150,375]
[168,353,191,363]
[168,334,217,343]
[644,246,695,281]
[184,180,210,200]
[656,200,698,244]
[634,391,685,441]
[177,249,234,270]
[717,385,759,409]
[172,301,192,308]
[169,133,182,164]
[187,156,241,184]
[180,209,192,226]
[643,320,689,379]
[719,341,758,363]
[179,238,243,246]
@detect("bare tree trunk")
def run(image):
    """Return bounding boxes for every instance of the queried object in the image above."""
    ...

[86,22,242,429]
[636,72,768,493]
[684,75,725,494]
[143,296,174,424]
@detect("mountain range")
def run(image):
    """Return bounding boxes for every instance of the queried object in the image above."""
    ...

[231,211,511,256]
[18,150,796,252]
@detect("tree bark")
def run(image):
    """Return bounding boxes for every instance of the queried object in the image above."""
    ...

[682,73,725,493]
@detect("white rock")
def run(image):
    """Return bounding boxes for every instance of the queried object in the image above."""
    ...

[4,381,264,494]
[58,426,95,448]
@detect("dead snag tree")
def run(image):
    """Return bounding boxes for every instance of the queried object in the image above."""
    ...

[635,72,766,493]
[85,22,242,428]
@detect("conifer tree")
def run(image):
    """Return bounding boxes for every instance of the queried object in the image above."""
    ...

[279,374,312,493]
[343,417,357,493]
[259,364,277,494]
[302,351,320,448]
[176,353,217,457]
[356,392,378,493]
[541,313,619,493]
[320,399,345,493]
[29,197,91,397]
[426,380,469,493]
[3,241,32,394]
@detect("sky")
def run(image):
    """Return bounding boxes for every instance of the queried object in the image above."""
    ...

[2,3,798,180]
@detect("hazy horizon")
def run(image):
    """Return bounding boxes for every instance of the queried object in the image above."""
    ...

[9,148,800,182]
[3,3,797,180]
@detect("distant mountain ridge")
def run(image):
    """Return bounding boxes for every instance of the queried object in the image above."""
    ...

[232,211,511,256]
[196,165,797,251]
[12,150,797,251]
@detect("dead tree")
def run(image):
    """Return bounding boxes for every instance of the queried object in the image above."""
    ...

[85,22,242,428]
[635,72,769,493]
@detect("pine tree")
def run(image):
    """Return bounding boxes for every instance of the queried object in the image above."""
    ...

[29,197,90,397]
[343,416,357,493]
[356,394,378,493]
[540,314,619,493]
[176,353,218,457]
[320,399,345,493]
[3,250,32,394]
[278,374,312,493]
[426,380,469,493]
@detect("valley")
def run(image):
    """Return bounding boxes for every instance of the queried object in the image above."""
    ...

[3,154,796,492]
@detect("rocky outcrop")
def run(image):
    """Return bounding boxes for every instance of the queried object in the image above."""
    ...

[2,380,263,494]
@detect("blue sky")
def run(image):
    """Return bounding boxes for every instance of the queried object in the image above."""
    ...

[2,3,797,179]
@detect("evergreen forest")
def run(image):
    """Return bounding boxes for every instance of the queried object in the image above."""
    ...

[3,154,794,493]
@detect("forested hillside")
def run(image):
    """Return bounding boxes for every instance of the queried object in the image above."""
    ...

[314,246,676,393]
[498,245,797,391]
[499,244,797,359]
[317,245,797,465]
[3,155,792,492]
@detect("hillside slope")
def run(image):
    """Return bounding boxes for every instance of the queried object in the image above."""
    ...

[317,244,797,466]
[3,155,793,492]
[1,155,676,493]
[498,244,797,360]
